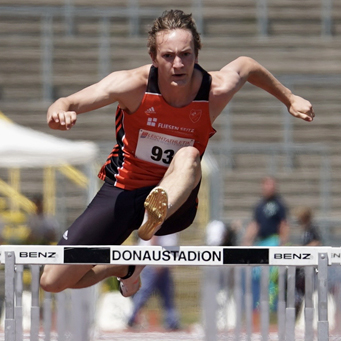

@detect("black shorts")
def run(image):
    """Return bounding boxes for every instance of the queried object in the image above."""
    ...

[58,181,200,246]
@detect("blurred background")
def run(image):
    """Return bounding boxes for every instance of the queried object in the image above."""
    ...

[1,0,341,338]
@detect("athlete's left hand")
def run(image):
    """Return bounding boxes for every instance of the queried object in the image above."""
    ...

[288,95,315,122]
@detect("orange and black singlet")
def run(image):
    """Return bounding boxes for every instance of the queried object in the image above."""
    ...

[98,64,216,190]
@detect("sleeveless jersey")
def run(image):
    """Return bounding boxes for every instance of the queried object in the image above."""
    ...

[98,64,216,190]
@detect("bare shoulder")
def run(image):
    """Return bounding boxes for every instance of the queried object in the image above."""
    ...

[209,68,240,97]
[208,68,241,121]
[104,64,151,93]
[207,57,252,121]
[101,64,151,111]
[122,64,151,82]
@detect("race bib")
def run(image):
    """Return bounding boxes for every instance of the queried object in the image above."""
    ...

[135,129,194,166]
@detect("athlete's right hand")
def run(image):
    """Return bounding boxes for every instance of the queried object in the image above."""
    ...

[47,110,77,130]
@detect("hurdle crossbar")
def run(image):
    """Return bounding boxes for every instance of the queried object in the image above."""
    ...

[0,246,335,341]
[0,245,339,266]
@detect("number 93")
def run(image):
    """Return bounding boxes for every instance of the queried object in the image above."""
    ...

[151,146,174,165]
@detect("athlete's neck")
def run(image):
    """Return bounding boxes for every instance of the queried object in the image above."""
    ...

[158,68,202,108]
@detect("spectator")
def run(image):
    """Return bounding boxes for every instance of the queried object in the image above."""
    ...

[127,233,180,330]
[206,219,239,247]
[242,176,289,312]
[243,176,289,247]
[294,206,322,316]
[295,206,322,247]
[26,195,59,245]
[206,220,239,292]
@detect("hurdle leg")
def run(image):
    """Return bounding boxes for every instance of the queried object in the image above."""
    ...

[30,265,41,341]
[260,266,269,341]
[277,266,286,341]
[202,266,218,341]
[5,251,16,341]
[71,288,91,341]
[221,267,229,334]
[285,266,296,341]
[15,264,23,341]
[334,281,341,335]
[304,266,314,341]
[245,266,253,341]
[234,266,242,341]
[43,291,52,341]
[317,252,329,341]
[56,291,66,341]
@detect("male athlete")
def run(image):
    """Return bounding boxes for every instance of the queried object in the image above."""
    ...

[40,9,315,297]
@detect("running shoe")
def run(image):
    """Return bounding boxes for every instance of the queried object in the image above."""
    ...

[138,186,168,241]
[118,265,145,297]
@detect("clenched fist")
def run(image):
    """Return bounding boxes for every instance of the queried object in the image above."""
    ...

[47,110,77,130]
[288,95,315,122]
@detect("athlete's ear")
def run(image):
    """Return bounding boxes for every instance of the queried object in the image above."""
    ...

[150,53,158,67]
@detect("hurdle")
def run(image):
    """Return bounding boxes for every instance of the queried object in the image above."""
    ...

[0,245,339,340]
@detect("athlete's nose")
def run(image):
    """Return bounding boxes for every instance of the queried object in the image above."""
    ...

[173,55,184,68]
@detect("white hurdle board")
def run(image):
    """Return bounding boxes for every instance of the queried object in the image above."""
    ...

[0,245,335,341]
[0,245,338,266]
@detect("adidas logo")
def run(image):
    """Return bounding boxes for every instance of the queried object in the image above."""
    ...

[145,107,156,114]
[63,230,68,240]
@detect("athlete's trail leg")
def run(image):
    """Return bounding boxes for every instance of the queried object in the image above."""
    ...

[40,264,130,293]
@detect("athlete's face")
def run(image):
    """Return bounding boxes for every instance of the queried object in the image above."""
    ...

[152,29,198,87]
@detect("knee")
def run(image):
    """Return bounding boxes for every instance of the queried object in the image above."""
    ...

[176,147,201,176]
[40,267,65,293]
[178,146,200,159]
[175,147,201,167]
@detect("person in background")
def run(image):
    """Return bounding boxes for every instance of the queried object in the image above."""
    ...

[295,206,322,247]
[294,206,322,316]
[26,195,59,245]
[242,176,289,312]
[243,176,289,247]
[206,219,239,293]
[127,233,180,330]
[206,219,239,247]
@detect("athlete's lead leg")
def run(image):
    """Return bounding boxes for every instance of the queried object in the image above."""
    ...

[138,146,201,240]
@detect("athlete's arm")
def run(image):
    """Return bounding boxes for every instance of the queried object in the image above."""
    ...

[47,65,150,130]
[209,56,314,122]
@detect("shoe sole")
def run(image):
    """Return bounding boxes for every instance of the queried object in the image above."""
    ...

[120,277,142,297]
[138,187,168,241]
